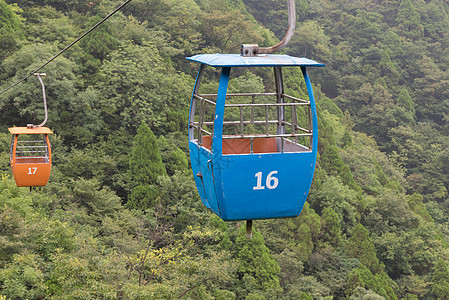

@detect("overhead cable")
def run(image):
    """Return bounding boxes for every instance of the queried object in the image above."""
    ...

[0,0,132,95]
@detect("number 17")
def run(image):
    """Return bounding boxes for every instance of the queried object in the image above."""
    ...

[27,167,37,175]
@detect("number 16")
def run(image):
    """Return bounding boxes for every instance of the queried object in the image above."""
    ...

[253,171,279,190]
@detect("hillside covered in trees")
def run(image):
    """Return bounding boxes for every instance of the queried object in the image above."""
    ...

[1,0,449,298]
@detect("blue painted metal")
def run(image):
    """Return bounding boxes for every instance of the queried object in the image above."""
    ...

[187,54,325,68]
[188,54,323,221]
[189,65,209,209]
[214,152,316,220]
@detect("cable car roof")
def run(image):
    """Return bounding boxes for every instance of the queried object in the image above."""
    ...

[9,127,53,135]
[187,54,325,67]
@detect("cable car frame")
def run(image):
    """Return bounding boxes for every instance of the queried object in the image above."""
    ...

[9,126,53,187]
[188,54,324,221]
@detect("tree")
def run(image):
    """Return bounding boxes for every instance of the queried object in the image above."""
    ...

[237,0,284,37]
[78,16,118,77]
[275,249,304,287]
[347,224,382,275]
[198,8,265,53]
[341,130,353,148]
[128,122,166,209]
[349,82,397,152]
[379,50,399,81]
[0,0,23,59]
[0,1,22,32]
[346,265,397,300]
[159,0,203,58]
[129,123,166,184]
[431,258,449,299]
[94,41,191,134]
[396,0,423,40]
[19,6,77,45]
[157,136,188,176]
[309,176,361,233]
[393,87,415,126]
[10,0,101,13]
[397,271,431,298]
[306,247,359,296]
[289,20,331,58]
[319,144,358,189]
[348,287,384,300]
[286,275,331,299]
[321,207,342,247]
[235,226,280,295]
[0,253,46,299]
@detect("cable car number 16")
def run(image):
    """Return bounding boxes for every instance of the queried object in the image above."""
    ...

[253,171,279,190]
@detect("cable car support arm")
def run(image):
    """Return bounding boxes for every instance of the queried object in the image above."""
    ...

[28,73,48,128]
[241,0,296,56]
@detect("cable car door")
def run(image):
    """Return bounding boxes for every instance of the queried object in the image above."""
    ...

[199,67,231,216]
[189,65,220,214]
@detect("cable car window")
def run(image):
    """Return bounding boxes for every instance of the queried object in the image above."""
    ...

[191,66,313,155]
[191,91,216,149]
[13,134,50,164]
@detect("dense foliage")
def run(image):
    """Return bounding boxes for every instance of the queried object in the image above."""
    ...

[1,0,449,298]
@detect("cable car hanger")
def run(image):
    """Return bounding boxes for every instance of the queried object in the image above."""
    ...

[240,0,295,56]
[29,73,48,128]
[187,0,324,238]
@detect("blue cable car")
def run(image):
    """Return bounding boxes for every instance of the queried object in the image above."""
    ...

[187,54,324,222]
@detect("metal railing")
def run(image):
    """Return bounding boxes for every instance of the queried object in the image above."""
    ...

[190,92,313,152]
[13,140,50,163]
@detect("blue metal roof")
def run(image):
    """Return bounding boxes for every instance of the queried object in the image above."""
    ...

[186,54,325,67]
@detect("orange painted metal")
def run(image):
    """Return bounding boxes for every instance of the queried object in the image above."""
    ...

[9,127,53,187]
[201,135,277,155]
[8,127,53,135]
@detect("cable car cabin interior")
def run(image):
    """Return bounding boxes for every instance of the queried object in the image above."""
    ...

[196,92,312,155]
[9,127,52,187]
[187,54,324,221]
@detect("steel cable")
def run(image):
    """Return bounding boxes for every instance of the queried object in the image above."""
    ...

[0,0,132,96]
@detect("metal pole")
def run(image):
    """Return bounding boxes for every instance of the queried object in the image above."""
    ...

[246,220,253,239]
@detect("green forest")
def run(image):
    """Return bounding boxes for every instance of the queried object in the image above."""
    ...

[1,0,449,298]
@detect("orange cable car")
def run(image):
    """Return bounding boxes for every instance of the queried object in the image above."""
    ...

[9,126,53,187]
[8,73,53,187]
